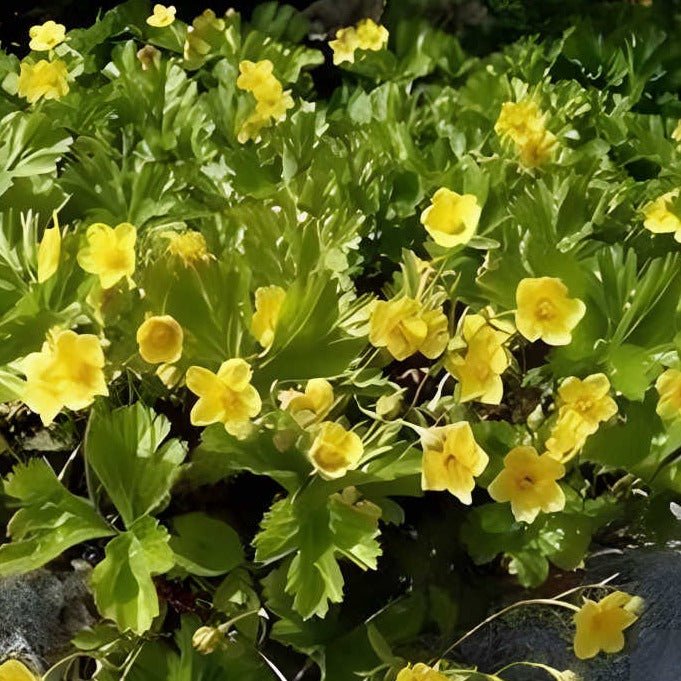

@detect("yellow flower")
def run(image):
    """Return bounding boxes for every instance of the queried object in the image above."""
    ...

[255,87,294,122]
[308,421,363,479]
[444,311,512,404]
[37,212,61,283]
[186,359,262,436]
[136,315,183,364]
[656,368,681,421]
[420,188,481,248]
[0,659,39,681]
[329,27,360,65]
[545,409,590,463]
[642,190,681,242]
[147,4,176,27]
[77,222,136,289]
[546,374,617,461]
[17,59,69,103]
[251,285,286,348]
[556,373,618,431]
[488,446,565,523]
[238,111,271,144]
[421,422,489,504]
[495,99,546,145]
[396,663,448,681]
[515,277,585,346]
[237,60,275,94]
[672,120,681,142]
[28,20,66,51]
[573,591,642,660]
[355,19,389,51]
[22,329,108,425]
[369,297,448,361]
[280,378,334,426]
[163,230,211,266]
[137,44,161,71]
[517,129,557,167]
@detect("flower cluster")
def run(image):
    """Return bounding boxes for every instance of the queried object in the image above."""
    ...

[236,60,294,143]
[329,18,389,65]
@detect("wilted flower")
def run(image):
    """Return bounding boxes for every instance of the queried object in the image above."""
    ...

[186,359,262,436]
[137,44,161,70]
[28,21,66,51]
[77,222,137,289]
[163,230,211,266]
[488,445,565,523]
[251,285,286,348]
[147,4,176,27]
[136,315,183,364]
[396,662,448,681]
[280,378,334,426]
[309,421,363,478]
[655,368,681,421]
[22,330,108,425]
[0,659,39,681]
[420,188,481,248]
[369,297,448,361]
[17,59,69,103]
[421,422,489,504]
[37,212,61,283]
[444,310,513,404]
[515,277,585,346]
[192,625,223,655]
[643,190,681,242]
[573,591,642,659]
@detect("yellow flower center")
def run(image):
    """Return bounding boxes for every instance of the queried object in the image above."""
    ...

[104,248,129,271]
[517,474,535,490]
[535,299,556,321]
[575,397,594,414]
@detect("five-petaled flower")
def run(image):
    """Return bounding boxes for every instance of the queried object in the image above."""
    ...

[421,422,489,504]
[29,21,66,51]
[251,285,286,348]
[643,190,681,242]
[420,188,481,248]
[309,421,363,478]
[280,378,334,427]
[147,4,176,27]
[17,59,69,103]
[444,310,513,404]
[655,368,681,421]
[488,445,565,523]
[546,373,618,461]
[77,222,137,289]
[22,329,108,425]
[186,359,262,437]
[136,315,184,364]
[37,212,61,283]
[329,18,388,65]
[395,662,448,681]
[573,591,642,660]
[369,297,448,361]
[515,277,585,346]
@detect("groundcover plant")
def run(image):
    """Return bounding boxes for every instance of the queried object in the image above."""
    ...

[0,0,680,679]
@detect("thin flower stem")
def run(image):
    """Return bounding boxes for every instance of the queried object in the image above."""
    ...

[432,575,619,664]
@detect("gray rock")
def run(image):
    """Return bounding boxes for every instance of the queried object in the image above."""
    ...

[0,566,96,673]
[457,549,681,681]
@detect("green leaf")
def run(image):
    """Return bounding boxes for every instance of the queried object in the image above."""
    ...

[91,517,174,634]
[85,404,186,528]
[606,343,660,401]
[169,512,244,577]
[0,460,113,577]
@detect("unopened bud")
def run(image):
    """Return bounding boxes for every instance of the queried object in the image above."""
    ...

[192,626,223,655]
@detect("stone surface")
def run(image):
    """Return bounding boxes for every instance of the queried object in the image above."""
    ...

[458,548,681,680]
[0,567,95,673]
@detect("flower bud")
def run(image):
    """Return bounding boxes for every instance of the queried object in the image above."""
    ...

[192,626,223,655]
